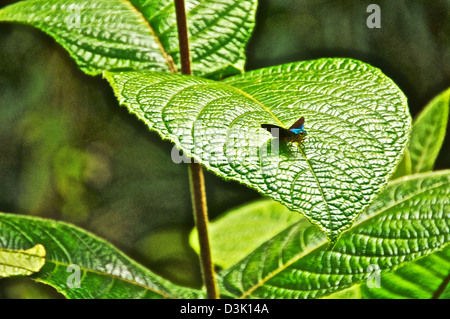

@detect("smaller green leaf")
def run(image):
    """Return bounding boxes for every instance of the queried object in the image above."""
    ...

[325,245,450,299]
[0,0,171,75]
[218,170,450,299]
[190,199,302,269]
[391,149,412,179]
[360,245,450,299]
[0,244,46,277]
[393,87,449,179]
[0,213,203,299]
[0,0,258,78]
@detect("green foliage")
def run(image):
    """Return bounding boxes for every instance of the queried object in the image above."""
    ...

[0,244,46,277]
[216,170,450,298]
[360,245,450,299]
[190,200,302,269]
[0,212,203,299]
[392,87,449,179]
[1,170,448,298]
[0,0,448,300]
[0,0,257,78]
[105,58,411,243]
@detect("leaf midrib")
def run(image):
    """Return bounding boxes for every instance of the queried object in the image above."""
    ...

[127,75,339,242]
[126,0,177,73]
[44,259,174,299]
[220,84,334,234]
[237,235,327,298]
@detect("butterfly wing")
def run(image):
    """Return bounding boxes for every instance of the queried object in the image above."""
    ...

[288,116,305,130]
[261,124,283,131]
[261,124,283,137]
[261,124,296,140]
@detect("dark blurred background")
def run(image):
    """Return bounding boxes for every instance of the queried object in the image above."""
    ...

[0,0,449,298]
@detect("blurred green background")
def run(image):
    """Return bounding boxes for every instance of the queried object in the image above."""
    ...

[0,0,449,298]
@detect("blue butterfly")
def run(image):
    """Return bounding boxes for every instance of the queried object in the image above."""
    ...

[261,117,307,145]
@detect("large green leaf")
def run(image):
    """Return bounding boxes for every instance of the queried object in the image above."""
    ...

[0,212,203,299]
[217,170,450,299]
[0,0,257,78]
[392,87,449,179]
[105,58,411,243]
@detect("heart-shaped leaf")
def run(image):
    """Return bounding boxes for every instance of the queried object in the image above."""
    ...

[105,58,411,243]
[0,0,257,78]
[0,213,203,299]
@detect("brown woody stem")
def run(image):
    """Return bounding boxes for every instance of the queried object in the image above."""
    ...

[174,0,218,299]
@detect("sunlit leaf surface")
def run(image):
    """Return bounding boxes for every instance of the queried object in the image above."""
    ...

[0,0,257,78]
[106,58,411,243]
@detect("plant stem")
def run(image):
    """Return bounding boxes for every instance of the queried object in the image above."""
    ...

[174,0,218,299]
[432,271,450,299]
[174,0,191,75]
[188,163,218,299]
